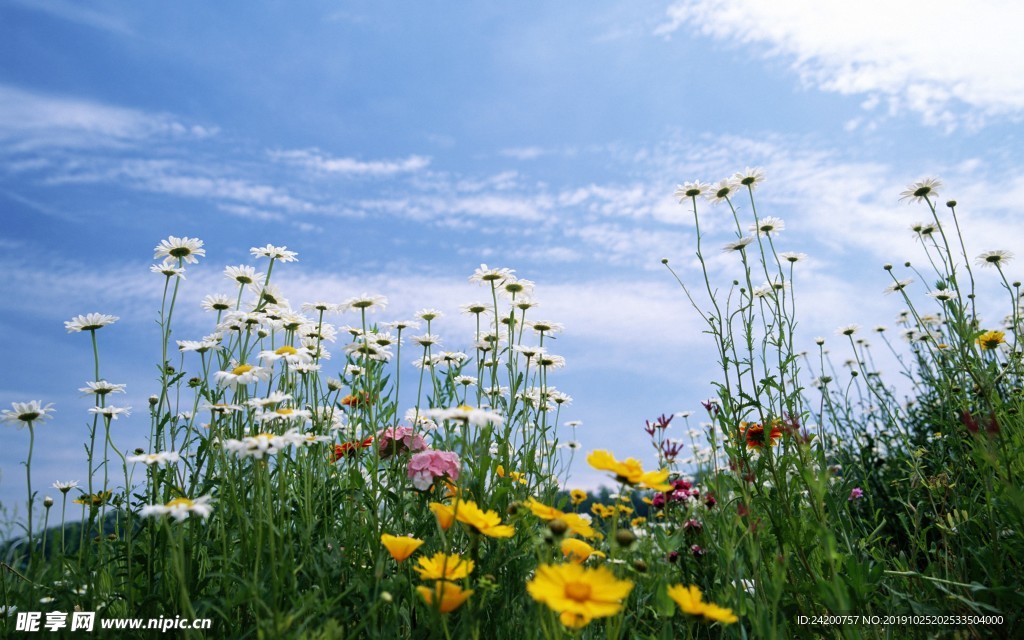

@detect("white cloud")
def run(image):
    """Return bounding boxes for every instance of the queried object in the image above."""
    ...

[500,146,547,160]
[8,0,135,36]
[0,84,216,150]
[657,1,1024,127]
[269,148,430,176]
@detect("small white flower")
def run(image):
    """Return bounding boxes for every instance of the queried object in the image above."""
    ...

[150,258,186,279]
[250,244,298,262]
[778,252,807,263]
[79,381,127,396]
[835,324,860,337]
[52,480,79,494]
[469,264,514,285]
[64,313,119,333]
[177,339,221,353]
[140,495,213,522]
[460,302,492,315]
[732,167,766,189]
[127,451,181,466]
[976,250,1013,268]
[213,363,271,388]
[201,294,233,312]
[224,265,264,285]
[884,278,914,295]
[340,294,388,313]
[674,180,712,201]
[749,216,785,236]
[899,177,941,203]
[722,237,754,252]
[154,236,205,264]
[88,405,131,420]
[416,308,444,322]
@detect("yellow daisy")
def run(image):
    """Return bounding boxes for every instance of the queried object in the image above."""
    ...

[526,563,633,625]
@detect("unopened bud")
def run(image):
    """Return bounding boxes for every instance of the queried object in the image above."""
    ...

[615,529,636,548]
[548,519,568,537]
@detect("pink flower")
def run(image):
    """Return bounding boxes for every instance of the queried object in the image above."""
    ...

[376,426,428,458]
[407,449,461,490]
[848,487,864,501]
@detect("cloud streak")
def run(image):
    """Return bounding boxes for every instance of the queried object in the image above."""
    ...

[657,1,1024,128]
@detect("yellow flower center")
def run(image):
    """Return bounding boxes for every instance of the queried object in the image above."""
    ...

[276,346,298,356]
[232,364,254,375]
[275,408,294,415]
[166,498,193,508]
[565,582,592,602]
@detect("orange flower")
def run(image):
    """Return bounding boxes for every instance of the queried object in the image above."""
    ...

[332,436,373,461]
[341,391,372,407]
[416,581,473,613]
[380,534,424,562]
[586,450,672,491]
[429,502,456,530]
[742,421,782,449]
[525,498,600,539]
[453,499,515,538]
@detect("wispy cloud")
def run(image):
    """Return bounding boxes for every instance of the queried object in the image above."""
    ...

[269,148,430,176]
[656,1,1024,129]
[0,84,217,151]
[7,0,135,36]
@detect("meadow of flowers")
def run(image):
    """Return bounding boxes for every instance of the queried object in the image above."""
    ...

[1,171,1021,638]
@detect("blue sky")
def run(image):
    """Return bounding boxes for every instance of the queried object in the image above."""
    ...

[1,0,1022,517]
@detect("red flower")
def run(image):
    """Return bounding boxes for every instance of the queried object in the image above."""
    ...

[332,436,373,461]
[742,421,782,449]
[341,391,373,407]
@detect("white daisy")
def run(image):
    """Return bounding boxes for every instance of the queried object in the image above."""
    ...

[381,319,421,332]
[976,250,1013,268]
[899,177,942,203]
[140,495,213,522]
[250,244,298,262]
[153,236,205,264]
[341,294,388,313]
[64,313,119,333]
[884,278,914,295]
[150,258,186,279]
[528,320,564,334]
[213,363,271,388]
[52,480,79,494]
[707,179,737,204]
[88,405,131,420]
[410,333,442,348]
[835,324,860,337]
[258,345,313,365]
[79,381,127,396]
[201,294,233,312]
[460,302,492,315]
[674,180,712,202]
[416,308,444,322]
[500,278,535,298]
[722,237,754,252]
[732,167,766,189]
[1,401,55,426]
[127,451,181,466]
[224,265,264,286]
[749,216,785,236]
[779,252,807,263]
[469,264,514,285]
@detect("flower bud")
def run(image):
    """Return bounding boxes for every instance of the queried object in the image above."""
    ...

[615,529,636,548]
[43,497,54,508]
[548,519,568,537]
